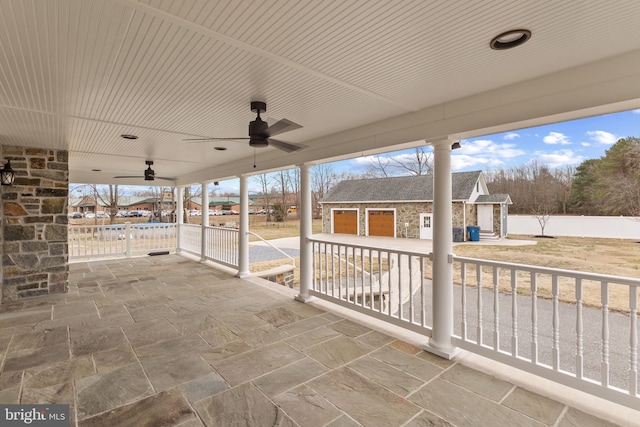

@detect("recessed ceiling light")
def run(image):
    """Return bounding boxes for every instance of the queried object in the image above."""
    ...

[214,147,227,151]
[120,134,138,140]
[490,29,531,50]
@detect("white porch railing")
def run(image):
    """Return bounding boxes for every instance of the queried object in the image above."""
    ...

[69,223,176,259]
[309,237,639,409]
[178,224,239,269]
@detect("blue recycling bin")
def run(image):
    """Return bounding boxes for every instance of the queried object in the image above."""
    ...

[467,226,480,242]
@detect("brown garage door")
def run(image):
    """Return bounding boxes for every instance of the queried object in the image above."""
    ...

[368,210,395,237]
[333,210,358,234]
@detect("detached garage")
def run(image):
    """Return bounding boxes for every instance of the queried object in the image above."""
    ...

[320,171,511,240]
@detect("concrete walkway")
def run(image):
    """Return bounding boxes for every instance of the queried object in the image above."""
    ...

[252,233,538,254]
[0,255,634,426]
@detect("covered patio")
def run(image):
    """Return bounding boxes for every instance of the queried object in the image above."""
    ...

[0,254,627,426]
[2,1,640,425]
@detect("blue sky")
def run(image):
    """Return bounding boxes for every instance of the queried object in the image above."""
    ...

[336,108,640,175]
[87,108,640,196]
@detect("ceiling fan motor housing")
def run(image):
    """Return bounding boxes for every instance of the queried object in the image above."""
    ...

[249,115,269,148]
[144,165,155,181]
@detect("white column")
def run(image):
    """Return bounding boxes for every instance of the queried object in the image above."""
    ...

[200,182,209,261]
[176,187,184,252]
[237,175,250,277]
[296,163,314,302]
[427,139,459,359]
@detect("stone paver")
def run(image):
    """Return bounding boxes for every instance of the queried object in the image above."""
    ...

[0,255,630,426]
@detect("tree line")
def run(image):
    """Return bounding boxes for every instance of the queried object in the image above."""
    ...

[72,137,640,222]
[486,137,640,216]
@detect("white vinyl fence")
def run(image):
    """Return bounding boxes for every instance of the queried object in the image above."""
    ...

[508,215,640,239]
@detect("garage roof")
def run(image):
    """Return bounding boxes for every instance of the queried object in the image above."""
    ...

[321,171,484,203]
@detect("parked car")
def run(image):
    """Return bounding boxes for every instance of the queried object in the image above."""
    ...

[127,211,143,217]
[84,212,95,219]
[68,212,83,219]
[96,211,110,218]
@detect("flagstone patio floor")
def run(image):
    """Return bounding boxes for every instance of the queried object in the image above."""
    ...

[0,254,632,426]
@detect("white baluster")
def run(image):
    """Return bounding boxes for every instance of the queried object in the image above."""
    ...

[531,272,538,364]
[477,263,483,345]
[494,266,500,351]
[630,286,638,396]
[552,275,560,370]
[601,281,610,387]
[576,278,584,379]
[461,262,467,341]
[511,269,518,357]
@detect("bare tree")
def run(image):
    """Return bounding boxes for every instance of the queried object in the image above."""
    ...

[366,156,393,177]
[532,204,554,237]
[182,185,202,224]
[390,147,433,176]
[95,184,121,225]
[274,170,293,223]
[288,168,300,219]
[254,173,274,222]
[312,163,337,219]
[366,147,433,177]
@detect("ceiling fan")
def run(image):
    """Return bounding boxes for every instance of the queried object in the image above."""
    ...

[114,160,175,182]
[184,101,306,153]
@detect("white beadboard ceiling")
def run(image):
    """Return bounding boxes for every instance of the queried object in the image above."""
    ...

[1,0,640,185]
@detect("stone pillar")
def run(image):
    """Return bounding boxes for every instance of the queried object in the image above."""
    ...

[426,139,459,359]
[296,163,314,302]
[201,183,209,261]
[1,146,69,303]
[237,175,250,277]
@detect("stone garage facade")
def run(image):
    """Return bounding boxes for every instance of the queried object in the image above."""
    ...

[319,171,511,240]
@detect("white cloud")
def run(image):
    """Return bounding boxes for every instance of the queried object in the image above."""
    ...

[632,109,640,114]
[580,142,591,147]
[543,132,571,145]
[586,130,617,145]
[504,132,520,140]
[451,155,504,171]
[458,139,525,159]
[351,155,392,168]
[533,149,584,168]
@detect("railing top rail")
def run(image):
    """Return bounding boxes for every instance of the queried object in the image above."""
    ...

[308,237,431,259]
[454,255,640,286]
[248,231,296,264]
[204,225,239,232]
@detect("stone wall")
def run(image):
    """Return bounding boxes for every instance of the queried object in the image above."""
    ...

[2,146,69,302]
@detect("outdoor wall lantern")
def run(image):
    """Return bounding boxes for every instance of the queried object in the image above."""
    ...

[0,159,15,186]
[451,141,461,150]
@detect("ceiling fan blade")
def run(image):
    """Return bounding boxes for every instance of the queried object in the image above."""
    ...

[114,175,144,179]
[156,177,176,181]
[269,139,307,153]
[265,119,302,137]
[184,137,249,142]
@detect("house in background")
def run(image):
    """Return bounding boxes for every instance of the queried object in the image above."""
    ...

[68,195,176,215]
[320,171,511,240]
